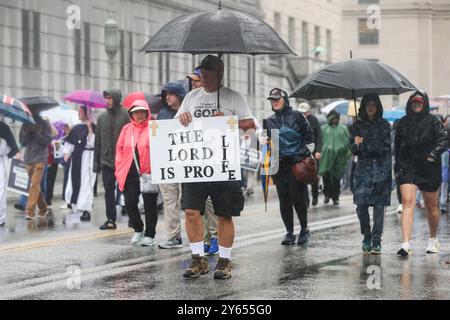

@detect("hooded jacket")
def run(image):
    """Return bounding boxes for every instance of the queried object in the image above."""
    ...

[319,110,351,179]
[115,102,152,192]
[394,90,448,187]
[157,81,187,120]
[94,89,130,172]
[19,114,52,165]
[0,122,19,158]
[264,98,314,163]
[350,94,392,206]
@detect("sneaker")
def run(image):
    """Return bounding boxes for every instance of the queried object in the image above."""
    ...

[214,258,232,280]
[14,204,25,211]
[324,196,330,204]
[59,204,70,210]
[159,237,183,249]
[397,242,412,257]
[131,232,144,245]
[333,199,340,206]
[25,214,34,221]
[80,211,91,222]
[426,238,440,254]
[362,236,372,254]
[397,204,403,214]
[183,254,209,278]
[297,229,311,245]
[281,233,296,245]
[0,222,5,227]
[312,198,318,207]
[371,239,382,255]
[141,237,156,247]
[207,238,219,255]
[39,210,52,218]
[99,220,117,230]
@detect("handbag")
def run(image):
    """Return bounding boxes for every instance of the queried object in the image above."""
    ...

[131,131,159,194]
[291,156,319,185]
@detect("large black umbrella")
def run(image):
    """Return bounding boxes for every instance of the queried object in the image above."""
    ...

[19,96,59,112]
[140,3,294,55]
[290,59,417,101]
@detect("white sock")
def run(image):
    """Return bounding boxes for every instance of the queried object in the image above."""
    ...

[219,246,232,260]
[402,242,410,249]
[190,241,205,257]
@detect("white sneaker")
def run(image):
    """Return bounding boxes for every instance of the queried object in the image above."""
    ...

[60,204,70,210]
[397,242,412,257]
[426,238,440,254]
[131,232,144,245]
[141,237,156,247]
[397,204,403,214]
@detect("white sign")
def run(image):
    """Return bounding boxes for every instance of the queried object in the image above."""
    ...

[150,116,241,184]
[7,159,30,196]
[240,147,261,172]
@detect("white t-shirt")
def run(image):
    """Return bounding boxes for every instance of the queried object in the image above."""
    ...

[174,87,253,120]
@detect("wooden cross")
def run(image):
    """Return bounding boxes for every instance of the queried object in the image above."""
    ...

[149,121,159,136]
[227,117,238,131]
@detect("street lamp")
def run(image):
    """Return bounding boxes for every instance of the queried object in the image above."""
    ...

[104,16,119,88]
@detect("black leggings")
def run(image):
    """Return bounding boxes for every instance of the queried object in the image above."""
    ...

[123,172,158,238]
[274,163,308,234]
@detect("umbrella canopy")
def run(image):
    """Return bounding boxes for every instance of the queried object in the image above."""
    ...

[0,94,35,124]
[290,59,417,100]
[383,109,406,122]
[123,92,163,114]
[63,90,107,108]
[40,105,80,127]
[140,6,295,55]
[320,100,360,116]
[19,96,59,111]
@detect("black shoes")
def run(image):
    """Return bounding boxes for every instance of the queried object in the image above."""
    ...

[14,204,25,211]
[80,211,91,222]
[312,198,318,206]
[99,220,117,230]
[297,229,311,245]
[324,197,330,204]
[281,233,296,245]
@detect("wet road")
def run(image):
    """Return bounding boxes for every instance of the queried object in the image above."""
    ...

[0,188,449,300]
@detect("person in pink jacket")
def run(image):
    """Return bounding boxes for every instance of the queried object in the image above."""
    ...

[115,100,158,247]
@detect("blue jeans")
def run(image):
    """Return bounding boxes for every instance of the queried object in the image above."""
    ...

[357,205,385,242]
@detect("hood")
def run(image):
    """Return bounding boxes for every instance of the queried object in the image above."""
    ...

[129,100,151,128]
[406,90,430,118]
[161,81,187,107]
[327,110,340,124]
[270,88,290,112]
[358,94,383,120]
[103,88,122,110]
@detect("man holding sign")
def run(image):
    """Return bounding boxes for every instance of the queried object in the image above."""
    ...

[176,55,256,279]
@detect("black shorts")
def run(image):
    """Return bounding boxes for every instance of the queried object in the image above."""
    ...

[397,178,441,193]
[181,181,244,217]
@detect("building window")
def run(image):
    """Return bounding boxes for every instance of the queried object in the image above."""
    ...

[32,12,40,68]
[302,22,309,57]
[314,26,320,48]
[288,17,296,52]
[274,12,281,33]
[84,23,91,75]
[358,18,379,45]
[119,30,125,80]
[22,10,29,67]
[326,29,332,62]
[128,31,133,81]
[75,28,81,75]
[22,10,40,68]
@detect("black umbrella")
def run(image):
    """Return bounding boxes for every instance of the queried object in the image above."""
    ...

[140,3,294,55]
[290,59,417,109]
[19,96,59,112]
[140,2,294,112]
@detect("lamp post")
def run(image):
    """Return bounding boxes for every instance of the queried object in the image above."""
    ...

[104,16,119,88]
